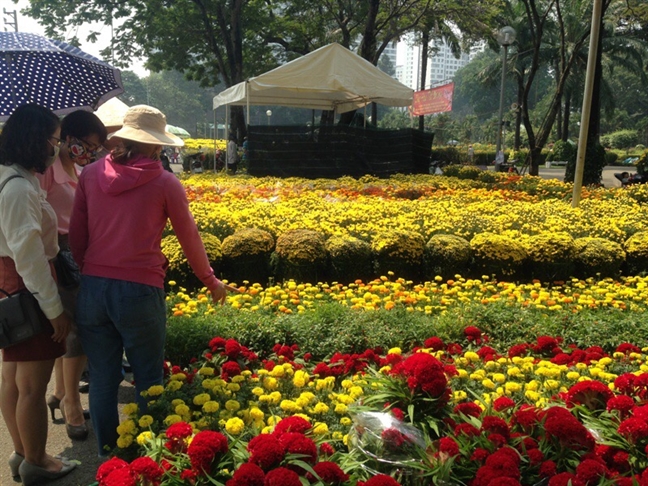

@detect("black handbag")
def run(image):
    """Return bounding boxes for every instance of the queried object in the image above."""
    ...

[0,288,48,349]
[53,249,80,289]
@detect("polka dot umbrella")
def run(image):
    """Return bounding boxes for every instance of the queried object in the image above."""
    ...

[0,32,124,120]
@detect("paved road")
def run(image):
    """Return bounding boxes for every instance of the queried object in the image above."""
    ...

[535,165,632,188]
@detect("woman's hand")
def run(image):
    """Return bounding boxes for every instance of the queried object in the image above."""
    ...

[49,312,71,343]
[209,280,241,305]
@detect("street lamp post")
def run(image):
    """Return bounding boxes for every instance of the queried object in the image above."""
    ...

[495,26,516,156]
[266,110,272,126]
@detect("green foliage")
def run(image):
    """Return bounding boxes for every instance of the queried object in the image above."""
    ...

[456,165,484,180]
[162,233,222,290]
[523,232,576,282]
[326,235,374,284]
[601,129,640,149]
[220,228,275,285]
[623,231,648,274]
[564,143,607,186]
[548,140,577,163]
[165,300,648,366]
[372,230,425,281]
[424,235,472,280]
[271,229,327,283]
[605,151,619,165]
[430,148,462,165]
[470,233,527,279]
[573,237,625,278]
[635,150,648,175]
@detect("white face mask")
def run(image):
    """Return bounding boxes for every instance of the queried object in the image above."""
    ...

[45,144,60,168]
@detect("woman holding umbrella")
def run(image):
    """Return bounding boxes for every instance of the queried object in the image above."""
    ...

[69,105,239,456]
[0,104,76,484]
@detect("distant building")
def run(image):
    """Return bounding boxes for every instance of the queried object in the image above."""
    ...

[396,36,483,90]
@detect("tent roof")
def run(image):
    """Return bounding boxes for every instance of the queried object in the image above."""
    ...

[213,43,413,114]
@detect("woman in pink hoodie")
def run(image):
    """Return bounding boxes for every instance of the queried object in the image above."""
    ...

[69,105,237,456]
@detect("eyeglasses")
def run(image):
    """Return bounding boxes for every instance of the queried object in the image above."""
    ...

[70,137,104,159]
[49,136,63,147]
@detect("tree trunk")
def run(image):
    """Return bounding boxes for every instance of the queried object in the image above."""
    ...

[561,94,571,141]
[418,29,429,131]
[514,84,523,150]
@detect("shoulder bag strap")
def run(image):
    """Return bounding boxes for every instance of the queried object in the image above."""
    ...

[0,174,24,195]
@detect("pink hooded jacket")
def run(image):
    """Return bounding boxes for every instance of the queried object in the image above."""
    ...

[69,154,218,290]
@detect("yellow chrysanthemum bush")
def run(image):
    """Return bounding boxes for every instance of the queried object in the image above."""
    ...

[325,235,374,284]
[271,229,327,283]
[624,231,648,275]
[371,230,425,281]
[573,237,625,278]
[523,232,576,282]
[161,232,222,290]
[220,228,275,285]
[424,234,472,280]
[470,232,527,279]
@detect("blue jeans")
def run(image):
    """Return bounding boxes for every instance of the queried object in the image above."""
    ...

[76,276,166,455]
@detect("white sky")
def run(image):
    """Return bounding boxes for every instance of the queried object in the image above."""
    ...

[7,0,149,77]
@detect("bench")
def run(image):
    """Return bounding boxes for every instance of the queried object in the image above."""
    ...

[545,160,568,168]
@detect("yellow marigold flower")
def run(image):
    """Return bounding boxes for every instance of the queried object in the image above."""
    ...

[270,365,285,378]
[343,434,349,446]
[482,379,496,390]
[171,399,185,407]
[263,377,278,390]
[252,387,264,396]
[332,431,344,440]
[340,417,352,426]
[193,393,212,406]
[261,426,274,434]
[348,386,364,399]
[456,369,468,379]
[544,380,560,390]
[138,415,154,428]
[202,401,220,413]
[280,400,301,412]
[464,351,480,362]
[175,404,190,417]
[250,407,264,421]
[225,417,245,435]
[335,403,348,415]
[293,370,309,388]
[117,420,136,435]
[294,413,311,422]
[117,435,133,448]
[525,390,540,402]
[525,380,540,391]
[164,414,183,426]
[225,400,241,412]
[312,402,330,414]
[201,379,216,389]
[269,392,282,404]
[567,371,580,381]
[227,383,241,392]
[122,403,138,416]
[171,373,187,381]
[198,367,215,376]
[267,416,280,426]
[388,347,402,355]
[136,431,154,445]
[232,375,245,383]
[341,380,353,389]
[146,385,164,397]
[504,382,521,393]
[379,366,392,374]
[166,380,182,392]
[313,423,329,435]
[492,373,506,384]
[453,390,468,401]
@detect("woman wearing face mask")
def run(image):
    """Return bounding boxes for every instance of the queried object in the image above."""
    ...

[37,110,107,442]
[0,104,76,484]
[69,105,239,456]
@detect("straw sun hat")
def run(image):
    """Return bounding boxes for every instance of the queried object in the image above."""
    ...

[107,105,184,147]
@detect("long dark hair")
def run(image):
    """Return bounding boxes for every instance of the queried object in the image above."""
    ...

[0,104,60,173]
[61,110,107,143]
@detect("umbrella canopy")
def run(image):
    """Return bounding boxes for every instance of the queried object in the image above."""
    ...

[166,124,191,138]
[0,32,124,120]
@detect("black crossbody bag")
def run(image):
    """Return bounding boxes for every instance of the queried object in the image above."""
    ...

[0,174,48,348]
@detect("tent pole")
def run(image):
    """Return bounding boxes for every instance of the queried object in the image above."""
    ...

[363,103,367,128]
[246,81,250,131]
[213,108,217,171]
[225,107,229,144]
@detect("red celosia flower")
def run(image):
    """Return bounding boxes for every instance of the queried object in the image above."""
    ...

[102,468,137,486]
[187,431,229,473]
[188,444,216,473]
[481,416,510,440]
[424,337,445,351]
[464,326,482,342]
[539,460,557,478]
[308,461,349,485]
[446,343,463,355]
[493,396,515,412]
[566,380,614,410]
[129,457,163,482]
[279,432,318,464]
[576,459,608,484]
[221,361,241,379]
[319,442,335,456]
[438,437,460,457]
[607,395,635,416]
[454,423,480,437]
[508,343,529,358]
[512,405,541,430]
[225,463,265,486]
[192,430,228,454]
[396,352,448,400]
[264,467,302,486]
[224,339,241,359]
[486,479,521,486]
[362,474,402,486]
[471,448,490,462]
[618,417,648,442]
[534,336,559,354]
[209,336,226,351]
[543,406,595,450]
[548,472,585,486]
[381,428,410,451]
[454,402,482,418]
[97,457,129,482]
[180,468,198,481]
[166,422,193,440]
[247,434,285,470]
[313,362,333,377]
[527,448,544,465]
[616,343,641,354]
[273,416,311,436]
[633,405,648,421]
[390,407,405,421]
[550,353,573,365]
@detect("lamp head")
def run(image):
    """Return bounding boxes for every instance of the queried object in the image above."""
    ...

[497,26,517,46]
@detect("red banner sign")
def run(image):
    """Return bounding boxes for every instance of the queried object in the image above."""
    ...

[411,83,454,116]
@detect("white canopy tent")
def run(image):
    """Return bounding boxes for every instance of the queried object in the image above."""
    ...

[212,43,413,132]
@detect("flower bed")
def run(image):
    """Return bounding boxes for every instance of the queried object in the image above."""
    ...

[98,328,648,485]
